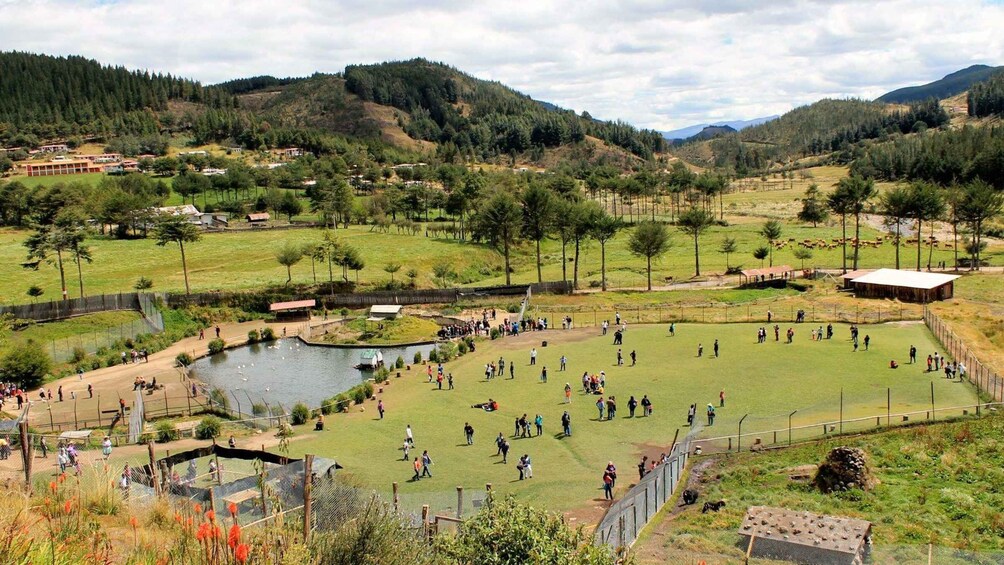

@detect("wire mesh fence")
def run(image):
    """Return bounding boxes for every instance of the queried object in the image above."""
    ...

[41,293,166,364]
[924,306,1004,402]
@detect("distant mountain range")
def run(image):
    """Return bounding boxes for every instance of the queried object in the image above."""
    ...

[660,116,778,141]
[877,64,1004,104]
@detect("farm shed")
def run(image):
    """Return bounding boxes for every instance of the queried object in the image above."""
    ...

[849,269,959,302]
[739,265,795,286]
[839,269,874,290]
[269,299,315,321]
[246,212,270,226]
[368,304,403,321]
[739,506,871,565]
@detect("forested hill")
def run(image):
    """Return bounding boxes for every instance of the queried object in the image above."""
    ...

[340,59,667,159]
[878,64,1004,104]
[0,51,234,145]
[673,98,949,174]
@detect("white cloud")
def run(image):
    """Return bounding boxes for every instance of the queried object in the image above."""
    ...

[1,0,1003,130]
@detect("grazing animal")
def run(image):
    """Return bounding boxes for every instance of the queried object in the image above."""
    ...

[682,489,699,505]
[701,500,726,513]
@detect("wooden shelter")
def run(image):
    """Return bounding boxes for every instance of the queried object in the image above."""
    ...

[849,269,959,302]
[739,265,795,286]
[739,506,871,565]
[368,304,403,321]
[269,299,315,321]
[246,212,270,226]
[839,269,874,290]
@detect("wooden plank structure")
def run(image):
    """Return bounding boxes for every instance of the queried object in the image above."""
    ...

[739,265,795,286]
[269,299,316,321]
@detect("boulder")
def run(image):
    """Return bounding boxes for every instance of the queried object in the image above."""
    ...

[814,447,874,493]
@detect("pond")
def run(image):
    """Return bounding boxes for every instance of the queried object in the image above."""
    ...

[190,338,436,409]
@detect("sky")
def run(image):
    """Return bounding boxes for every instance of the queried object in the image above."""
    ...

[2,0,1004,131]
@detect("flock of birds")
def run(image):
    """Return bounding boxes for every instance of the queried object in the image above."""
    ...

[230,339,302,393]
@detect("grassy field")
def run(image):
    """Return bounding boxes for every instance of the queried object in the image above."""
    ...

[2,218,997,302]
[320,315,441,345]
[281,321,977,518]
[634,414,1004,563]
[4,311,141,348]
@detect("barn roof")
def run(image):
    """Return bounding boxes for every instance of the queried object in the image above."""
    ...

[246,213,270,221]
[850,268,959,290]
[740,265,793,277]
[739,506,871,555]
[840,269,874,280]
[370,305,403,315]
[269,299,316,311]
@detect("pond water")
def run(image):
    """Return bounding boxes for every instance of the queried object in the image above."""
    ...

[190,338,436,409]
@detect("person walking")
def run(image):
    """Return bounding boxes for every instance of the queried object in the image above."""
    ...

[378,399,385,419]
[39,435,48,458]
[534,414,543,436]
[530,348,537,365]
[605,461,618,488]
[669,322,676,336]
[628,396,638,417]
[464,422,474,445]
[509,363,515,379]
[412,457,422,480]
[215,325,221,338]
[707,404,716,425]
[864,335,870,351]
[719,389,725,408]
[713,339,719,358]
[500,439,510,464]
[87,383,93,399]
[561,411,572,436]
[630,350,637,366]
[641,395,652,417]
[596,397,605,420]
[447,373,454,390]
[603,471,614,500]
[540,366,548,383]
[616,349,623,366]
[909,345,917,364]
[421,450,433,477]
[697,343,703,357]
[687,403,696,425]
[564,383,572,404]
[405,425,414,446]
[496,432,505,455]
[560,355,567,371]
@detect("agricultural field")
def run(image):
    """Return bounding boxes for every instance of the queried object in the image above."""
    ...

[3,217,996,303]
[284,321,977,519]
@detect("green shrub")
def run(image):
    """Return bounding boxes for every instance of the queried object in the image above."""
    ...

[105,356,118,368]
[252,402,268,417]
[490,327,500,340]
[261,327,276,341]
[437,343,457,362]
[195,416,222,440]
[320,397,337,415]
[90,359,102,370]
[247,329,260,343]
[428,349,439,363]
[413,351,423,364]
[155,421,179,443]
[276,423,294,438]
[70,347,87,363]
[363,382,374,398]
[351,387,367,405]
[0,340,52,389]
[207,338,226,354]
[395,356,405,369]
[374,367,390,384]
[291,402,310,425]
[334,393,349,413]
[457,340,468,355]
[175,352,194,367]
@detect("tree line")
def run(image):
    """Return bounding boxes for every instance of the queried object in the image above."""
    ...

[967,71,1004,118]
[0,51,235,146]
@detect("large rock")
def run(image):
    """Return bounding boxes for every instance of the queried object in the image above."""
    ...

[814,447,874,493]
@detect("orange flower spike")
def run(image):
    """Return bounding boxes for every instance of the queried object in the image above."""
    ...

[206,509,215,522]
[129,516,138,528]
[193,503,202,514]
[228,502,238,517]
[235,543,250,564]
[49,481,57,493]
[64,500,73,514]
[227,523,241,549]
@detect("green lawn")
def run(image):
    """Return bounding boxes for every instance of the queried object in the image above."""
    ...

[282,322,977,517]
[5,311,141,348]
[3,218,998,303]
[637,414,1004,562]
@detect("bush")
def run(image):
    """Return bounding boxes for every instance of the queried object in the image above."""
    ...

[0,340,51,389]
[207,338,226,354]
[195,416,222,440]
[247,329,260,343]
[90,359,102,371]
[291,402,310,425]
[437,343,457,362]
[276,423,294,438]
[175,352,194,367]
[155,421,179,443]
[413,350,424,364]
[428,349,439,363]
[252,402,268,417]
[320,397,337,415]
[261,327,276,341]
[490,327,500,340]
[363,382,374,398]
[70,347,87,363]
[351,387,367,405]
[334,393,349,413]
[395,356,405,369]
[457,340,469,355]
[374,367,390,384]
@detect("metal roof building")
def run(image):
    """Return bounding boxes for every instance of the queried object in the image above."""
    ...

[849,269,960,302]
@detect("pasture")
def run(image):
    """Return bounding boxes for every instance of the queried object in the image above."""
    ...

[283,321,977,516]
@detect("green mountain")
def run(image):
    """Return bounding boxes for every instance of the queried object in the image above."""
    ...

[0,51,233,147]
[877,64,1004,103]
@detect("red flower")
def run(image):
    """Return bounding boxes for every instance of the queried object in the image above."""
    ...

[129,516,139,528]
[227,523,241,549]
[64,500,73,515]
[228,502,238,517]
[196,523,210,542]
[193,503,202,514]
[206,509,215,522]
[49,481,57,493]
[235,543,250,564]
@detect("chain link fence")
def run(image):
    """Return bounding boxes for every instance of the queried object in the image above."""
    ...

[925,306,1004,402]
